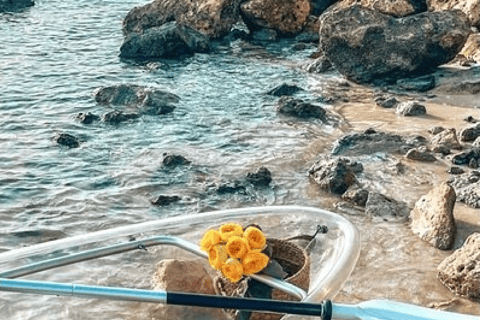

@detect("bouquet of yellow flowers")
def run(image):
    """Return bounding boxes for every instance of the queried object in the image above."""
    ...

[200,223,269,283]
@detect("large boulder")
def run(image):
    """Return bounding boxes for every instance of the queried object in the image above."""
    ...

[120,22,211,60]
[122,0,242,39]
[319,6,471,84]
[410,182,456,250]
[437,233,480,300]
[335,0,427,17]
[428,0,480,29]
[0,0,34,12]
[240,0,311,36]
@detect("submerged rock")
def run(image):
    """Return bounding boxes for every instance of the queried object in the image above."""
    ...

[437,233,480,300]
[120,22,210,60]
[162,153,191,167]
[276,97,327,120]
[396,101,427,116]
[53,133,80,148]
[0,0,34,12]
[102,111,139,124]
[267,83,302,96]
[332,129,426,156]
[319,6,470,84]
[365,193,409,221]
[410,182,456,250]
[240,0,310,36]
[151,195,181,206]
[95,84,180,115]
[246,166,272,187]
[122,0,242,39]
[448,170,480,208]
[308,158,359,195]
[75,112,100,124]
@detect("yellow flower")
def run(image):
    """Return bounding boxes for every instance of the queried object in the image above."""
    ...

[226,236,249,259]
[200,229,222,252]
[242,250,269,275]
[208,244,228,270]
[219,223,243,242]
[222,258,244,283]
[244,226,266,250]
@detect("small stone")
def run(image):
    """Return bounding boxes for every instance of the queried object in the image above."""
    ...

[308,158,358,195]
[365,193,409,221]
[342,186,369,207]
[216,181,247,195]
[428,126,445,135]
[53,133,80,148]
[276,97,327,120]
[246,167,272,187]
[432,145,451,155]
[102,111,139,124]
[267,83,302,96]
[448,166,465,174]
[410,182,456,250]
[305,55,333,73]
[76,112,100,124]
[396,101,427,116]
[464,115,479,123]
[431,128,462,150]
[151,195,181,206]
[460,123,480,142]
[162,154,191,167]
[437,233,480,300]
[405,148,436,162]
[375,96,400,108]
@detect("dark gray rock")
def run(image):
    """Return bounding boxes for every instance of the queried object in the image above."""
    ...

[151,195,181,206]
[267,83,302,97]
[246,166,272,187]
[162,154,191,167]
[311,0,337,15]
[432,145,451,156]
[448,170,480,208]
[448,166,465,175]
[451,148,480,166]
[95,84,180,115]
[342,186,369,207]
[102,111,139,124]
[332,129,426,156]
[397,75,436,92]
[0,0,34,12]
[397,101,427,116]
[438,233,480,300]
[410,182,456,250]
[465,115,479,123]
[308,158,359,195]
[276,97,327,120]
[120,22,210,60]
[459,123,480,142]
[374,95,400,108]
[252,28,277,41]
[75,112,100,124]
[365,193,409,221]
[216,181,247,195]
[304,54,334,73]
[53,133,80,148]
[405,148,436,162]
[319,6,470,84]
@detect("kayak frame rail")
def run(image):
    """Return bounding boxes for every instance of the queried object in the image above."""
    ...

[0,235,307,300]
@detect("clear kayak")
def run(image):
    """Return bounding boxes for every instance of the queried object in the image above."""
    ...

[0,206,361,320]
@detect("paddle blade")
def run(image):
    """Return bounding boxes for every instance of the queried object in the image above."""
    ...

[334,300,480,320]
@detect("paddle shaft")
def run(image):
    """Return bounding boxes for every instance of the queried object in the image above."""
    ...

[0,278,332,319]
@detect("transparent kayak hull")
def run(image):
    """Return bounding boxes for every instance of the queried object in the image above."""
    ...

[0,206,360,319]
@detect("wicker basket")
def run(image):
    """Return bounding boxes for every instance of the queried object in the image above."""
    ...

[214,238,310,320]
